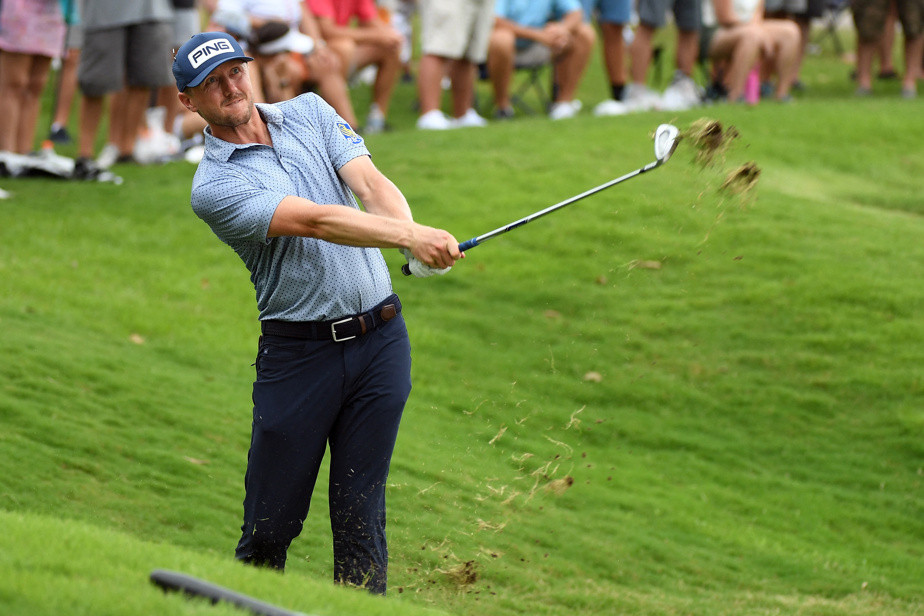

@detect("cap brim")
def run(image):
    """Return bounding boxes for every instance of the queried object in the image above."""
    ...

[184,54,254,90]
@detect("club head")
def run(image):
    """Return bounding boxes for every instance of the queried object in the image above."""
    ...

[654,124,680,164]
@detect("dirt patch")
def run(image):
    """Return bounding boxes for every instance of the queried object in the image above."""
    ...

[681,118,740,167]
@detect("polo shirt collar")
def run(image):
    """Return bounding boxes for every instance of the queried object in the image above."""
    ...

[203,102,285,162]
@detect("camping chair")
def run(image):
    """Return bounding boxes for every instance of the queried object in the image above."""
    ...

[509,60,554,115]
[814,0,851,55]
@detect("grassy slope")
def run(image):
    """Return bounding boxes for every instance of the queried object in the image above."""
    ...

[1,30,922,616]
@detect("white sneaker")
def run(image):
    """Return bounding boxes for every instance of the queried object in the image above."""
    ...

[660,71,703,111]
[364,104,386,134]
[451,108,488,128]
[0,186,9,199]
[549,100,579,120]
[623,83,661,112]
[96,143,120,169]
[593,99,629,116]
[416,109,454,130]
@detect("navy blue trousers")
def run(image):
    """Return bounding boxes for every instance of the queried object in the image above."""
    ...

[235,313,411,594]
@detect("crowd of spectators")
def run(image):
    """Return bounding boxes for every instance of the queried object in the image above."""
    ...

[0,0,921,186]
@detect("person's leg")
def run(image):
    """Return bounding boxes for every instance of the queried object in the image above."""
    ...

[487,26,516,110]
[449,58,477,117]
[852,0,890,91]
[306,51,359,126]
[19,54,53,153]
[762,20,802,97]
[709,25,762,99]
[629,22,657,83]
[901,33,923,93]
[236,336,342,570]
[0,51,30,152]
[554,22,595,101]
[111,86,149,158]
[676,28,701,76]
[328,317,411,594]
[878,0,898,74]
[600,22,627,90]
[418,54,448,114]
[896,0,924,94]
[51,47,81,138]
[366,43,401,116]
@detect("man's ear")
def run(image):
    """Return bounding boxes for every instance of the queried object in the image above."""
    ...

[178,91,197,113]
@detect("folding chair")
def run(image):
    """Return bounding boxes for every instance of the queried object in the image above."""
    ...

[509,60,554,115]
[814,0,851,55]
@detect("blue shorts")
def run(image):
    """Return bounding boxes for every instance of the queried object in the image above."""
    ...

[581,0,632,24]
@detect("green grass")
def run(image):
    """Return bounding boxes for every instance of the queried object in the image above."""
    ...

[2,23,923,616]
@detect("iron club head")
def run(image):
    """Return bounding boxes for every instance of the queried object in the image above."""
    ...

[654,124,680,164]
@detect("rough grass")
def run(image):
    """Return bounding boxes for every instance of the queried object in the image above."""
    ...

[1,23,922,616]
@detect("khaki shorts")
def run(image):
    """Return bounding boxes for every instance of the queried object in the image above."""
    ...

[852,0,923,41]
[419,0,494,63]
[78,21,174,97]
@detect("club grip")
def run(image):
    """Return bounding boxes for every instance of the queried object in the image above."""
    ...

[458,238,479,252]
[401,263,411,276]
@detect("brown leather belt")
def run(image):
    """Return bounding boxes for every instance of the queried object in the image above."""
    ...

[260,294,401,342]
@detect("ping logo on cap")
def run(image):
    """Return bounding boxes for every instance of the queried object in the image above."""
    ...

[188,39,234,69]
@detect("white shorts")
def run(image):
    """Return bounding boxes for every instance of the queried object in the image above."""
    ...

[419,0,494,63]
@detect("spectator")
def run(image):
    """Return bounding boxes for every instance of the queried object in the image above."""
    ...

[488,0,596,120]
[0,0,67,156]
[210,0,360,126]
[306,0,404,133]
[626,0,703,111]
[172,30,461,593]
[581,0,633,116]
[764,0,826,91]
[73,0,175,178]
[415,0,495,129]
[49,0,84,145]
[701,0,801,101]
[852,0,923,97]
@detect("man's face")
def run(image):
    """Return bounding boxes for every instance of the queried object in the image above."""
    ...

[179,60,254,129]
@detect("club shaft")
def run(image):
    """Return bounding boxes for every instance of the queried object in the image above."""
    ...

[458,158,661,252]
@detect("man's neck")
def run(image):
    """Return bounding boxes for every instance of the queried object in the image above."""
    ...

[211,107,272,146]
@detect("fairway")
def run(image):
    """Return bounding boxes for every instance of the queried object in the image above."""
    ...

[1,26,922,616]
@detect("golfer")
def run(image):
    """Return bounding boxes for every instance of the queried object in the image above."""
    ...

[173,31,462,594]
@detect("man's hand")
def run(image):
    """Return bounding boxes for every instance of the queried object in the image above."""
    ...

[541,22,572,54]
[401,248,451,277]
[407,224,463,270]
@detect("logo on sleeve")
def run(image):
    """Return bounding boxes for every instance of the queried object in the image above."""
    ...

[337,122,363,145]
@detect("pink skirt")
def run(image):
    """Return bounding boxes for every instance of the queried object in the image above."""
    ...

[0,0,66,58]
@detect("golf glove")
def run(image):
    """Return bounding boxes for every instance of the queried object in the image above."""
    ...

[401,248,451,278]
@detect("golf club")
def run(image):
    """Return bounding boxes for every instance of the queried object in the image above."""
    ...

[402,124,680,276]
[151,569,313,616]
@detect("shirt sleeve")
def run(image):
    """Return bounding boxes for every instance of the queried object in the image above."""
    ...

[191,166,286,246]
[305,0,334,19]
[356,0,378,22]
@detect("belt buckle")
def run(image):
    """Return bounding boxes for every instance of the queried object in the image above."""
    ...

[331,317,356,342]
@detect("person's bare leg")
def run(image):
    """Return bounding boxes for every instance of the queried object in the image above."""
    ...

[0,51,29,152]
[902,34,923,93]
[449,59,475,118]
[78,94,106,159]
[555,23,594,101]
[600,22,626,85]
[676,28,700,76]
[417,54,447,114]
[629,23,656,84]
[487,28,515,110]
[19,55,53,153]
[111,86,149,158]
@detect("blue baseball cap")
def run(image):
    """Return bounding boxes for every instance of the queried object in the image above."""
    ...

[173,32,253,91]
